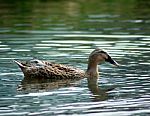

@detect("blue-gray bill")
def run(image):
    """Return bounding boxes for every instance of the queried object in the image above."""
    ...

[105,55,119,67]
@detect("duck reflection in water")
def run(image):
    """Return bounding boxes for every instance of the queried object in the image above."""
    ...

[15,48,119,101]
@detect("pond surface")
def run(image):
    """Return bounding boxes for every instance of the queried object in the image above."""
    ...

[0,0,150,115]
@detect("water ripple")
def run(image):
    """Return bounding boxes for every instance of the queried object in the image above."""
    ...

[54,34,150,38]
[0,1,150,115]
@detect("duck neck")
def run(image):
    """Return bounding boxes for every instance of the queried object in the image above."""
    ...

[86,59,99,77]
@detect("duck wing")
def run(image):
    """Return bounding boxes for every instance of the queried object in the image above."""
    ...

[14,60,85,80]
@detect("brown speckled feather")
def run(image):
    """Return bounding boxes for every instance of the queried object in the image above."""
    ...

[15,60,85,79]
[14,48,119,80]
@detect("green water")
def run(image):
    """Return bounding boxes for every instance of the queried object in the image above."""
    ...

[0,0,150,115]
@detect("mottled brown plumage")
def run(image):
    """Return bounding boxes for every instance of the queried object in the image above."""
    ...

[14,60,85,79]
[14,48,119,80]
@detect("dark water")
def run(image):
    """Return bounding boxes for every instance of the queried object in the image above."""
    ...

[0,0,150,115]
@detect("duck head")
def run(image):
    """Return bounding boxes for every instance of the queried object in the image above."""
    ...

[86,48,119,77]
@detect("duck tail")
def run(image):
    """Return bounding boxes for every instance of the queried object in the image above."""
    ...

[13,60,26,69]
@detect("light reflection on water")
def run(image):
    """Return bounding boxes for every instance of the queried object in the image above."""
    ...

[0,0,150,115]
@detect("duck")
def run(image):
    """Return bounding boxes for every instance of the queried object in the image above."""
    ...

[14,48,119,80]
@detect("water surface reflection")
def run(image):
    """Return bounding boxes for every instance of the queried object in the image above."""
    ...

[18,74,115,102]
[0,0,150,115]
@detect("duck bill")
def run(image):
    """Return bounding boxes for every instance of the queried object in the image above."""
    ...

[106,55,119,67]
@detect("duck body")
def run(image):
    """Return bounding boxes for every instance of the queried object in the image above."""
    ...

[14,59,85,80]
[14,48,119,80]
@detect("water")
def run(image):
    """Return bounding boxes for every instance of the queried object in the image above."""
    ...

[0,0,150,115]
